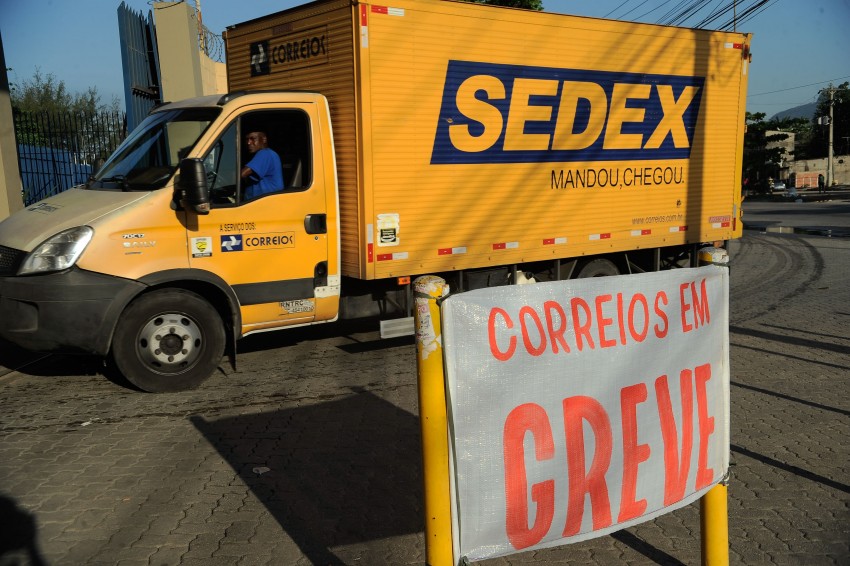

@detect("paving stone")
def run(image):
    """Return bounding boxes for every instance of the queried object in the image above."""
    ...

[148,546,188,566]
[0,233,847,565]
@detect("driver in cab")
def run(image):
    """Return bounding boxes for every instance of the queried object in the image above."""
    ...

[241,131,283,200]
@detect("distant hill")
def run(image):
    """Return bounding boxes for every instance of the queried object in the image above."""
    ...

[771,102,817,121]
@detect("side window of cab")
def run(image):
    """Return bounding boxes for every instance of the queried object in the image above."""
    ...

[204,122,238,205]
[205,109,312,208]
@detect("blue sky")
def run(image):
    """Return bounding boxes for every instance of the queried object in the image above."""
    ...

[2,0,849,118]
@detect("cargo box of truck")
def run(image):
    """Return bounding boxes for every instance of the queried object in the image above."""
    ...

[224,0,750,280]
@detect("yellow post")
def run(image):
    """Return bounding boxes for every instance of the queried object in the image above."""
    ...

[699,247,729,566]
[413,275,453,566]
[700,480,730,565]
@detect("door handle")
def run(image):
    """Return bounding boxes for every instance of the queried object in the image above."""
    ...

[304,214,327,235]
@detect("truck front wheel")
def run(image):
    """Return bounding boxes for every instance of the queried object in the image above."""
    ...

[111,289,225,392]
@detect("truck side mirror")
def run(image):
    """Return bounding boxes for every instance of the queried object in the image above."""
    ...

[179,158,211,215]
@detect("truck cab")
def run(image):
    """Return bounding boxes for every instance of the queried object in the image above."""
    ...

[0,91,340,392]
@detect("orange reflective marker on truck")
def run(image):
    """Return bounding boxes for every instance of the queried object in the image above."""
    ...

[0,0,750,391]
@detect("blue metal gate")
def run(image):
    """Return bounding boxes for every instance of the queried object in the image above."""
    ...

[14,109,127,205]
[117,2,162,131]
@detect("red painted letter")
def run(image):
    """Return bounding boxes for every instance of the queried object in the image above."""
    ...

[616,293,627,345]
[489,307,516,361]
[504,403,555,550]
[691,278,711,329]
[595,294,617,348]
[654,291,669,338]
[618,383,650,522]
[570,297,595,351]
[655,371,694,506]
[544,300,570,354]
[679,283,693,332]
[562,396,613,536]
[520,306,547,357]
[695,363,716,489]
[628,293,649,343]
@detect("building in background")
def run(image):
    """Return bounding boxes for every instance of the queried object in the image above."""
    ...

[765,129,847,188]
[765,129,794,183]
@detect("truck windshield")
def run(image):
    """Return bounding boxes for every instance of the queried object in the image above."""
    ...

[87,107,220,191]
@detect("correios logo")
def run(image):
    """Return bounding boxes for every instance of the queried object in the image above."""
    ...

[250,41,270,76]
[250,33,327,77]
[431,61,705,164]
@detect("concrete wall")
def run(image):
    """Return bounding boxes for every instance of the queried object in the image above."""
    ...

[791,156,849,187]
[0,32,23,220]
[153,2,226,102]
[766,130,848,187]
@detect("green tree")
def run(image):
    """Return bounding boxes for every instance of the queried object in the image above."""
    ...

[771,116,814,161]
[10,68,118,115]
[743,112,791,193]
[470,0,544,10]
[10,69,125,167]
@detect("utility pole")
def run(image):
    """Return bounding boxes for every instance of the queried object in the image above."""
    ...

[827,86,834,187]
[819,85,836,188]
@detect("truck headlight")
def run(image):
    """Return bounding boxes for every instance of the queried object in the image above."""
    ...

[18,226,94,275]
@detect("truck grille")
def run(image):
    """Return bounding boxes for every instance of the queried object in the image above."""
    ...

[0,245,25,276]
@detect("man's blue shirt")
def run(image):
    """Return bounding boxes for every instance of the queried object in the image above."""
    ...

[244,148,283,199]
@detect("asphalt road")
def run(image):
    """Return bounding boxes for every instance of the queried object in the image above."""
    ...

[0,224,848,564]
[742,188,850,236]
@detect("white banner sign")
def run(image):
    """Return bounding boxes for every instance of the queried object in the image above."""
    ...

[441,266,730,561]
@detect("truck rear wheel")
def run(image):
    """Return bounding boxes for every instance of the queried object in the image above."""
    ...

[111,289,225,392]
[576,258,620,278]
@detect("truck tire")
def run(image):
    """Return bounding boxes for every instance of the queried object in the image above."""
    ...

[111,289,225,393]
[576,258,620,278]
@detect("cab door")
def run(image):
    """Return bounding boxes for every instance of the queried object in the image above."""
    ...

[187,105,328,333]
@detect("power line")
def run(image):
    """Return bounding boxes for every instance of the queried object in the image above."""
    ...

[748,75,850,98]
[619,0,655,20]
[599,0,778,31]
[693,0,737,28]
[716,0,775,30]
[604,0,633,19]
[635,0,678,20]
[661,0,715,27]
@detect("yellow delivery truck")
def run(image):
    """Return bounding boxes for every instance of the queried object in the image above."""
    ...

[0,0,751,392]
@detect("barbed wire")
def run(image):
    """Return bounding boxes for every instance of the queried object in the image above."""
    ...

[149,0,225,62]
[199,25,225,62]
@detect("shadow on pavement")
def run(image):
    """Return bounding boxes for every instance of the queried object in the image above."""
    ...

[611,530,686,566]
[730,325,850,356]
[235,317,388,355]
[731,444,850,494]
[0,494,47,566]
[0,337,109,381]
[191,388,423,565]
[0,337,46,375]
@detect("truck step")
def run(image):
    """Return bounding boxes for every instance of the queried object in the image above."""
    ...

[380,316,415,339]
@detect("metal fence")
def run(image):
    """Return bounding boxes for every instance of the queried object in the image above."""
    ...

[13,109,127,205]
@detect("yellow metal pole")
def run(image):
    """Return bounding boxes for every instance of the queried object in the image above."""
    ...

[700,480,730,566]
[413,275,453,566]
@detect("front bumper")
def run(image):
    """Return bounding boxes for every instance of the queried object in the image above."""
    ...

[0,267,145,355]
